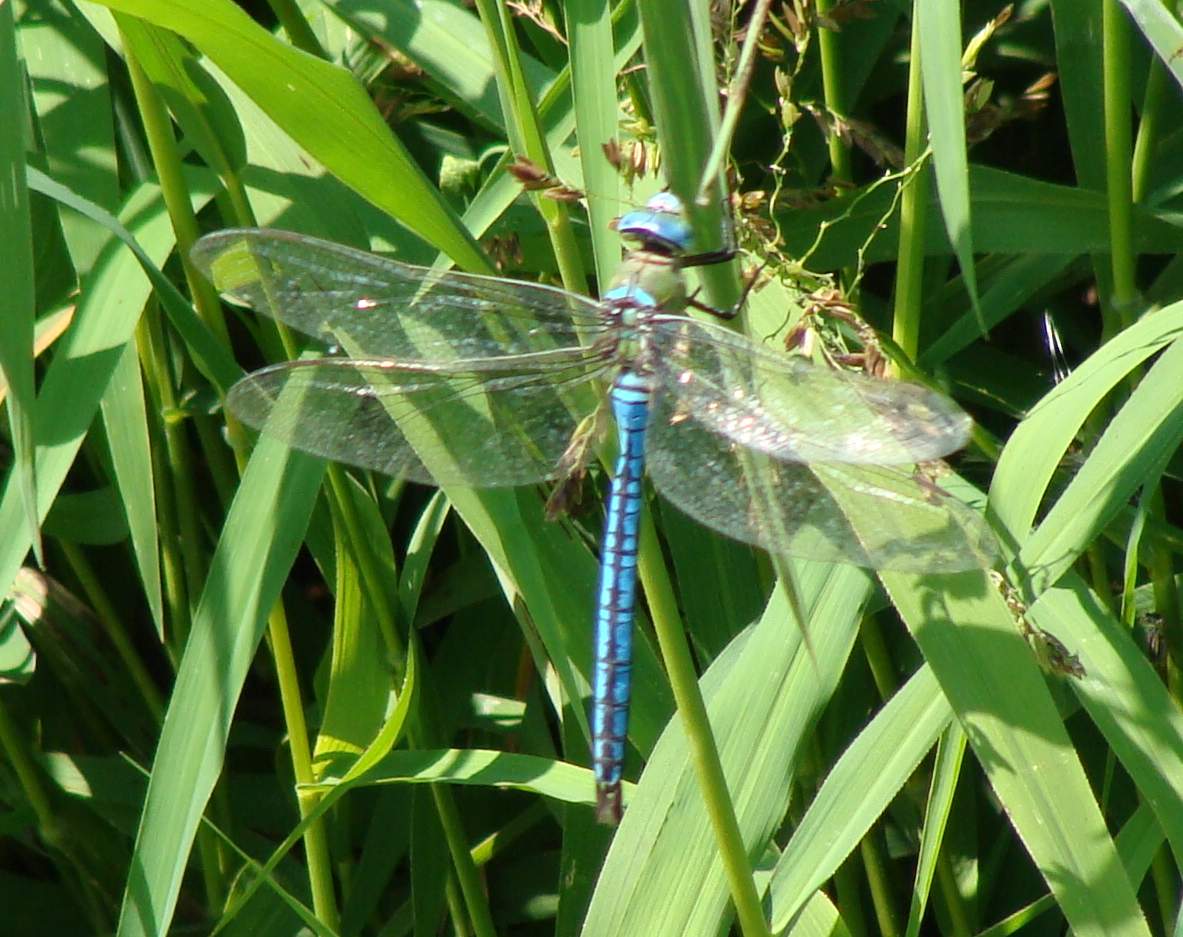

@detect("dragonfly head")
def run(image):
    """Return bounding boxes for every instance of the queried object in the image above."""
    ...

[615,192,693,256]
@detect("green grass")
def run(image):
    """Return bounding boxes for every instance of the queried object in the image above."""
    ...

[2,0,1183,935]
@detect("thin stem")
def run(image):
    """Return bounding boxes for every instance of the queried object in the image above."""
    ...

[892,15,929,362]
[1149,843,1176,933]
[136,306,200,648]
[638,516,773,937]
[815,0,852,185]
[1102,0,1137,321]
[475,0,586,295]
[428,779,496,937]
[933,851,974,936]
[444,875,471,937]
[263,0,328,58]
[266,602,341,929]
[861,832,902,937]
[859,613,898,700]
[122,19,240,495]
[1086,542,1114,612]
[697,0,773,204]
[323,471,496,937]
[0,693,57,834]
[834,849,870,937]
[124,46,211,640]
[1131,58,1167,204]
[1106,1,1181,709]
[0,693,110,931]
[130,320,185,664]
[125,37,350,922]
[469,802,550,865]
[125,44,229,346]
[1151,525,1183,701]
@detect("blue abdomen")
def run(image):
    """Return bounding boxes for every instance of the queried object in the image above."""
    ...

[591,369,653,823]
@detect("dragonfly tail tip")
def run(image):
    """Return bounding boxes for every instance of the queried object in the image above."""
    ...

[595,783,623,825]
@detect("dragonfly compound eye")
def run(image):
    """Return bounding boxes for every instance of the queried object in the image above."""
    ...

[615,193,693,254]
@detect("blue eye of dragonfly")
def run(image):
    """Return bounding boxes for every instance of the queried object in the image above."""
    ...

[193,196,996,826]
[615,192,694,253]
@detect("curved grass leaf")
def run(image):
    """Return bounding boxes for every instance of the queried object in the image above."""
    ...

[917,0,979,317]
[90,0,492,273]
[584,562,870,937]
[991,300,1183,543]
[768,664,953,929]
[883,569,1153,937]
[116,440,325,937]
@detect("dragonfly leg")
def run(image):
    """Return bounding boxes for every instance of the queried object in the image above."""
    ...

[680,245,738,268]
[687,292,739,320]
[686,257,767,322]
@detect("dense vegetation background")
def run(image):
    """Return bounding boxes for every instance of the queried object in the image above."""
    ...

[2,0,1183,934]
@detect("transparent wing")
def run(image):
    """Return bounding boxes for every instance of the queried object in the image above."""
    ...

[228,351,609,485]
[191,229,611,359]
[646,397,996,570]
[648,316,970,464]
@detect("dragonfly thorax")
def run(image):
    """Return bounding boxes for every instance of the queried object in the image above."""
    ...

[605,249,687,313]
[602,248,688,366]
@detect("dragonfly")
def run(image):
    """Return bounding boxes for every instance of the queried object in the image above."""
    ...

[192,193,996,824]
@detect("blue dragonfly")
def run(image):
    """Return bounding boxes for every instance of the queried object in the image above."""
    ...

[192,194,995,824]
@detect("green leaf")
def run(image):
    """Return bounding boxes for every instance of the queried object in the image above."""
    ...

[1119,0,1183,93]
[884,569,1153,937]
[90,0,493,272]
[584,562,869,937]
[917,0,980,317]
[99,345,162,632]
[0,180,205,603]
[768,665,953,928]
[116,440,325,937]
[991,299,1183,542]
[1032,577,1183,865]
[0,1,40,565]
[1017,325,1183,592]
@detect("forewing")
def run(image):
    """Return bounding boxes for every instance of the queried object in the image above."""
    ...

[649,316,970,464]
[191,229,610,359]
[646,388,996,571]
[228,353,608,486]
